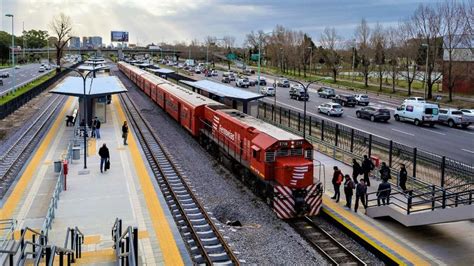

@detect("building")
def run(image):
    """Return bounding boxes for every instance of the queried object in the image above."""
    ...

[69,37,81,48]
[82,37,89,48]
[442,35,474,95]
[90,36,103,48]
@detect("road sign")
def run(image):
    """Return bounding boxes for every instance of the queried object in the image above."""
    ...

[226,53,237,60]
[251,54,260,61]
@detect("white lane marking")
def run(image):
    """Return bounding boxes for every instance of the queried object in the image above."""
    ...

[391,128,415,136]
[461,149,474,154]
[458,130,474,136]
[420,128,446,136]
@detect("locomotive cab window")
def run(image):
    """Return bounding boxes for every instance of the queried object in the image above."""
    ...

[251,145,261,160]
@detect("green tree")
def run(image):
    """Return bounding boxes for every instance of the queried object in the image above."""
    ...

[20,29,48,49]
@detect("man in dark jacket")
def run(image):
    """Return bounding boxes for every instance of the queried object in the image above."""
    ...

[399,164,408,192]
[361,155,373,186]
[379,162,391,182]
[122,121,129,145]
[98,144,110,173]
[94,117,101,139]
[352,159,362,184]
[377,180,391,206]
[354,178,367,213]
[343,174,355,209]
[331,166,343,203]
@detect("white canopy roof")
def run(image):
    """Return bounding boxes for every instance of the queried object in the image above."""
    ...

[77,65,109,71]
[49,76,127,97]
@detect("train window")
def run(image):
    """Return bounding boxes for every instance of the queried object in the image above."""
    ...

[252,145,261,160]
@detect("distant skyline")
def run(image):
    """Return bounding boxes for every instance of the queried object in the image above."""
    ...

[0,0,468,46]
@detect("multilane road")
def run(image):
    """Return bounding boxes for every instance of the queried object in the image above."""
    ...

[0,63,55,94]
[188,69,474,164]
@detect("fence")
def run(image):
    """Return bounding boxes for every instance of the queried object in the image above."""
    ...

[258,102,473,193]
[0,62,82,119]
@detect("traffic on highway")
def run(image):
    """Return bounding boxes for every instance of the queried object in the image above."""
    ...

[0,63,55,94]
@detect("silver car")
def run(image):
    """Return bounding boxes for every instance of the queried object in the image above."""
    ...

[318,102,344,117]
[354,94,370,106]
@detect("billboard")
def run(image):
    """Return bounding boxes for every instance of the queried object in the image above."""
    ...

[111,31,129,42]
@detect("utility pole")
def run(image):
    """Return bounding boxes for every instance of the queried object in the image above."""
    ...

[23,22,26,62]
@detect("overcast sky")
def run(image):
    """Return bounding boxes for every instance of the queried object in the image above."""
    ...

[0,0,460,46]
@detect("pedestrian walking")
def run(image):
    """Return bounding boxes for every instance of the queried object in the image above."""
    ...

[65,115,74,126]
[343,174,355,209]
[94,117,101,139]
[331,166,343,203]
[122,121,129,145]
[377,180,391,206]
[352,158,362,184]
[354,178,367,213]
[91,118,96,138]
[379,162,391,182]
[399,164,408,192]
[361,155,374,186]
[98,144,110,173]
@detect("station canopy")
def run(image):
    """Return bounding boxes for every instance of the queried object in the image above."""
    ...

[148,68,175,74]
[49,76,127,97]
[77,65,109,71]
[180,80,264,101]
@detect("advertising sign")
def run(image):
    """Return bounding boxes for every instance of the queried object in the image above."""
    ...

[111,31,129,42]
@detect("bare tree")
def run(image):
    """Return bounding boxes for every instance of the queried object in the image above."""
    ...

[320,27,342,82]
[398,21,421,95]
[371,23,386,91]
[355,18,371,87]
[50,13,73,72]
[385,26,400,93]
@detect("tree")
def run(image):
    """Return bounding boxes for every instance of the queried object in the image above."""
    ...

[21,30,48,48]
[50,13,73,71]
[355,18,371,87]
[398,22,420,96]
[371,23,386,91]
[319,27,342,82]
[385,26,400,93]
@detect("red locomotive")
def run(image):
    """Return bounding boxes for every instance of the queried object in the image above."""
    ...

[118,62,323,219]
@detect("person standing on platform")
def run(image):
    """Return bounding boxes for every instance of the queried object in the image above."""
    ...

[352,158,362,184]
[122,121,129,145]
[354,178,367,213]
[331,166,343,203]
[379,162,391,182]
[343,174,355,209]
[361,155,374,186]
[91,118,96,138]
[94,117,101,139]
[399,164,408,192]
[377,180,391,206]
[98,144,110,173]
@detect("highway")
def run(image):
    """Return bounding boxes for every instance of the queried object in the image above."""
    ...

[0,63,55,94]
[186,69,474,164]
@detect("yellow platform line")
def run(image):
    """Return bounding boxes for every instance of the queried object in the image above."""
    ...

[88,138,96,156]
[322,195,430,266]
[0,97,73,220]
[83,235,101,245]
[113,95,184,265]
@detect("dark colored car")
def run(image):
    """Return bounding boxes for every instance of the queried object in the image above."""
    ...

[356,106,391,122]
[0,72,9,78]
[332,94,357,107]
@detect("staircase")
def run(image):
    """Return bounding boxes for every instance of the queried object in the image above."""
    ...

[366,182,474,227]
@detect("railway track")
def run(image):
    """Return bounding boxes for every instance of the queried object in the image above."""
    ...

[119,93,240,265]
[292,216,366,266]
[0,94,66,198]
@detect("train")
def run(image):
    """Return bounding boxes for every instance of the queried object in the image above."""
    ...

[117,62,323,219]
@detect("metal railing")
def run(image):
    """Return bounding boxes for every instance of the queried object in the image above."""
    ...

[0,219,16,251]
[258,102,473,194]
[112,218,138,266]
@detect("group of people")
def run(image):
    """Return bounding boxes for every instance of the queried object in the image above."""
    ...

[331,156,410,212]
[97,121,129,173]
[78,117,101,138]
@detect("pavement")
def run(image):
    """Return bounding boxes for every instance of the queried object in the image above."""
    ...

[0,63,55,94]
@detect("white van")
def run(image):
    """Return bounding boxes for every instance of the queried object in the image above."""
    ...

[394,102,439,126]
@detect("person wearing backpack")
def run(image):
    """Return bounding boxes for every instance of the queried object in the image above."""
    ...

[361,155,374,186]
[331,166,343,203]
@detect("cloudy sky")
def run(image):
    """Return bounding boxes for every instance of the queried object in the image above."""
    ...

[0,0,457,46]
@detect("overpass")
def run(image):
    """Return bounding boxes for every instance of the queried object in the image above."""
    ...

[14,47,182,57]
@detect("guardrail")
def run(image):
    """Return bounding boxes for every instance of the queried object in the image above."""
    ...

[0,69,55,98]
[258,102,473,194]
[112,218,138,266]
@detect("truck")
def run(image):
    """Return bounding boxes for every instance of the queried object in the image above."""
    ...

[289,85,309,101]
[438,108,474,129]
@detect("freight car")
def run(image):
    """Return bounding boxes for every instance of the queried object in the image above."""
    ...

[118,62,323,219]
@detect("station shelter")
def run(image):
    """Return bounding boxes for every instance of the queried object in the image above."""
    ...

[180,80,264,115]
[49,76,127,124]
[147,68,175,79]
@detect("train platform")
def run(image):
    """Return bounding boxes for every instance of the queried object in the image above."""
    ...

[1,94,191,265]
[315,149,474,265]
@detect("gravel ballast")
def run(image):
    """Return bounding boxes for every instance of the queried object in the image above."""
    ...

[113,67,381,265]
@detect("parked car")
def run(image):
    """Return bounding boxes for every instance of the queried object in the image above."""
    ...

[221,76,230,83]
[0,72,9,78]
[356,106,391,122]
[260,87,275,96]
[38,66,45,72]
[354,94,370,106]
[317,87,336,98]
[394,102,439,126]
[277,79,290,88]
[438,108,474,129]
[318,102,343,117]
[236,78,250,88]
[332,94,357,107]
[289,85,309,101]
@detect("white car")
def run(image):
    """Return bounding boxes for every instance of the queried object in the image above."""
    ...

[211,70,218,76]
[403,97,426,103]
[460,109,474,117]
[38,66,45,72]
[318,102,344,117]
[14,65,20,69]
[394,102,439,126]
[354,94,370,106]
[261,87,275,96]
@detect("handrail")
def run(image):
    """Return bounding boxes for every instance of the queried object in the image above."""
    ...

[112,218,137,266]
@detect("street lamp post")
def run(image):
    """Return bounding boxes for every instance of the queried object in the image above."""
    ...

[6,14,15,93]
[307,46,313,77]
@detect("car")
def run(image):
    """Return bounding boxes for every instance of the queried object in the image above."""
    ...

[14,65,20,69]
[255,77,267,86]
[236,78,250,88]
[260,87,275,96]
[221,76,230,83]
[39,66,45,72]
[356,106,391,122]
[354,94,370,106]
[403,97,426,103]
[211,70,218,76]
[460,109,474,117]
[317,87,336,98]
[194,67,202,74]
[332,94,357,107]
[0,72,9,78]
[438,108,474,128]
[228,74,236,81]
[394,102,439,126]
[277,79,290,88]
[318,102,343,117]
[45,65,51,70]
[289,85,309,101]
[0,79,3,86]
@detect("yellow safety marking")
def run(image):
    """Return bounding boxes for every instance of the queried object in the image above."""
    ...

[44,160,52,165]
[83,235,101,245]
[138,230,149,239]
[0,97,74,220]
[75,249,116,264]
[88,138,96,156]
[323,195,430,266]
[113,95,184,265]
